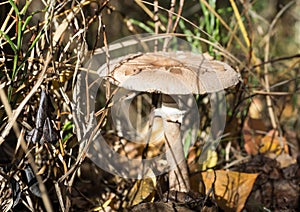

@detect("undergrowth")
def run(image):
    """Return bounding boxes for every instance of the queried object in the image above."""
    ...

[0,0,299,211]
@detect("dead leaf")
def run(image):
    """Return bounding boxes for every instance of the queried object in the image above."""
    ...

[127,178,155,207]
[201,150,218,170]
[248,97,264,119]
[243,128,262,155]
[259,129,289,155]
[242,97,268,155]
[275,153,296,168]
[243,117,268,155]
[26,89,59,145]
[190,170,258,212]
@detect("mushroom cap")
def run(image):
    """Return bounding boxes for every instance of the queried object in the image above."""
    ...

[97,51,240,95]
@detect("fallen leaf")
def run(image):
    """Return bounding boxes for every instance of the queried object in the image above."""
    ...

[10,178,21,208]
[248,97,264,119]
[242,97,268,155]
[190,170,258,212]
[26,89,59,145]
[200,149,218,170]
[243,129,262,155]
[22,164,41,198]
[271,153,296,168]
[127,178,155,207]
[259,129,289,155]
[243,117,266,155]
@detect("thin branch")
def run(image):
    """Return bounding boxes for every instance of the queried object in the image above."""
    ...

[263,1,295,129]
[172,0,184,33]
[166,0,176,33]
[252,54,300,68]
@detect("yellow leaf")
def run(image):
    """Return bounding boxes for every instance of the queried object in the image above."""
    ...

[201,150,218,170]
[191,170,258,212]
[260,130,289,155]
[127,178,155,207]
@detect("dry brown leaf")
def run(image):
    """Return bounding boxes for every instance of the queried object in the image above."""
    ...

[243,131,262,155]
[242,97,269,155]
[191,170,258,212]
[259,129,289,155]
[127,178,155,207]
[275,153,296,168]
[243,117,267,155]
[224,116,239,140]
[248,97,264,119]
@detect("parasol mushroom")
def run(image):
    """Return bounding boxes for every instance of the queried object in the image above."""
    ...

[97,51,240,192]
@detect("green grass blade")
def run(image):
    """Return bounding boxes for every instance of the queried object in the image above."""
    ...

[129,18,154,33]
[8,0,19,14]
[0,30,17,53]
[22,15,33,31]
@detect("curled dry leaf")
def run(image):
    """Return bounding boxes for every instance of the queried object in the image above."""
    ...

[22,164,41,198]
[26,89,59,145]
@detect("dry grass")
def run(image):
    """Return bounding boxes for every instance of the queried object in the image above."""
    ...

[0,0,299,211]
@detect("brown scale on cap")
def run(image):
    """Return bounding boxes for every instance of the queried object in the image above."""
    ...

[98,51,241,95]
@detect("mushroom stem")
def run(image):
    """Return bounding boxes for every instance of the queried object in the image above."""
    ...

[162,95,190,192]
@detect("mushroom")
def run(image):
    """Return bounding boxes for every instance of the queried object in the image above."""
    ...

[97,51,240,192]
